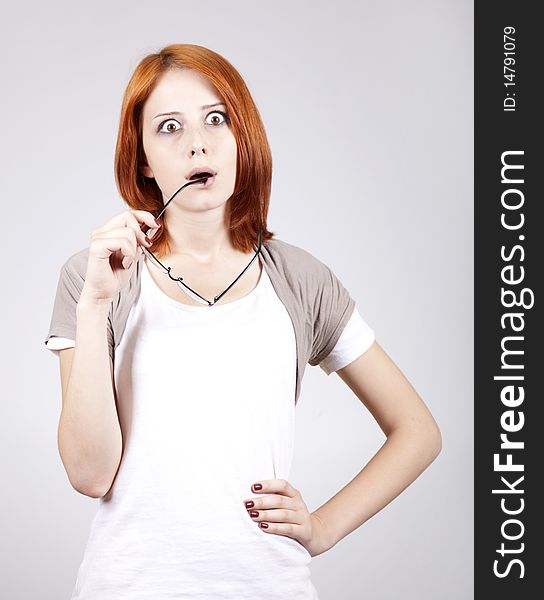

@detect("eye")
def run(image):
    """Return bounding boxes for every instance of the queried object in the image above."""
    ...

[157,110,229,134]
[205,110,228,126]
[157,118,181,135]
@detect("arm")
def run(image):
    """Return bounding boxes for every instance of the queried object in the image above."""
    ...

[57,297,122,498]
[312,340,442,550]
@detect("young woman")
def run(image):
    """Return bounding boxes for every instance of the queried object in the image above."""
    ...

[45,43,442,599]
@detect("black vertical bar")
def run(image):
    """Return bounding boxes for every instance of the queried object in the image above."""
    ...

[475,1,542,597]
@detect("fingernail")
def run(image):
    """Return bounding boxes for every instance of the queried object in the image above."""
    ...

[245,501,254,509]
[145,236,153,246]
[250,510,259,518]
[259,522,268,529]
[155,218,161,226]
[253,483,262,491]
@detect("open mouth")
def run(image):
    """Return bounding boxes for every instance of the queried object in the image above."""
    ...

[188,171,216,187]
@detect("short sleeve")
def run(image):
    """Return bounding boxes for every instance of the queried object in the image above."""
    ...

[307,260,356,367]
[45,336,76,353]
[319,306,375,375]
[43,254,114,360]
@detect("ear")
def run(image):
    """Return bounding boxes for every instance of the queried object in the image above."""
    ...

[140,163,154,179]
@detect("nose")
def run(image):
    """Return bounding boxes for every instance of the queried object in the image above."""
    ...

[189,143,207,157]
[185,125,208,157]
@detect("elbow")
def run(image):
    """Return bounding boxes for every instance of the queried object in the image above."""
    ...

[428,424,442,460]
[58,439,120,499]
[74,481,110,499]
[420,416,442,462]
[414,414,442,460]
[76,485,105,499]
[415,409,443,461]
[411,423,442,467]
[69,473,112,499]
[391,419,442,463]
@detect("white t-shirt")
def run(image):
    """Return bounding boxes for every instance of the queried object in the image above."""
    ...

[46,255,375,599]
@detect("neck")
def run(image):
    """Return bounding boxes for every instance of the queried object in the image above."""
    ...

[164,214,236,265]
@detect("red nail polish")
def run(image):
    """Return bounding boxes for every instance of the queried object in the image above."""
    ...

[260,522,268,529]
[253,483,262,491]
[245,501,254,509]
[155,218,161,226]
[250,510,259,518]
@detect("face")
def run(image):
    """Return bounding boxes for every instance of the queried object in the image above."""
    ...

[140,68,237,212]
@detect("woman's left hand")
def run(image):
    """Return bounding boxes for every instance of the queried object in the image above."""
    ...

[243,479,332,558]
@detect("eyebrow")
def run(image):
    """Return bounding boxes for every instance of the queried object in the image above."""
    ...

[153,103,226,119]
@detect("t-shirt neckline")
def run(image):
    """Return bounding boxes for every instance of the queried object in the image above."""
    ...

[141,252,266,312]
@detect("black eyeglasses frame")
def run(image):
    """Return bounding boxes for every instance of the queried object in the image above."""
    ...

[140,176,263,307]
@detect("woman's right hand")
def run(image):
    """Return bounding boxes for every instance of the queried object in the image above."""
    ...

[79,210,161,305]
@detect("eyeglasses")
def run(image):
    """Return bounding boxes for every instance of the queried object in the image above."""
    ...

[141,176,263,306]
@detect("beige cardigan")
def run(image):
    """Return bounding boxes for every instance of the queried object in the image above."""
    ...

[45,237,355,404]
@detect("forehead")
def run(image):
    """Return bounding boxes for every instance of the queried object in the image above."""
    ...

[143,68,223,117]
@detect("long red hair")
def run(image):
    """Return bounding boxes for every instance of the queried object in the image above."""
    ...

[114,43,275,258]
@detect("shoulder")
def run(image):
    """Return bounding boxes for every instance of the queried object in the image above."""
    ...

[263,236,318,262]
[61,246,90,278]
[263,237,340,284]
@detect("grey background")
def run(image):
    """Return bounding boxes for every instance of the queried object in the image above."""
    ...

[0,1,473,598]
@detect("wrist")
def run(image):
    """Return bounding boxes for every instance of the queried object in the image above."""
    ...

[310,512,336,556]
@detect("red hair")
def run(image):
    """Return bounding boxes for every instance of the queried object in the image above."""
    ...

[114,43,276,258]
